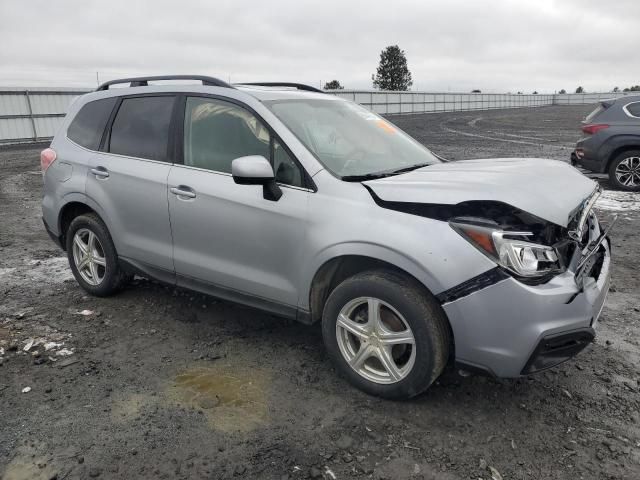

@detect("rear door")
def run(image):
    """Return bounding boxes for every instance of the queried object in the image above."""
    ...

[167,95,310,309]
[87,95,176,273]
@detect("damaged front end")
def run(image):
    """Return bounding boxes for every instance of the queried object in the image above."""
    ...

[368,185,613,287]
[448,187,615,287]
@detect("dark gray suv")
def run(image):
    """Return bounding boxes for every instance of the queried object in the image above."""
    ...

[572,95,640,191]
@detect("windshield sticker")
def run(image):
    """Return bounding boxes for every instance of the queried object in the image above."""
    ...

[376,119,396,133]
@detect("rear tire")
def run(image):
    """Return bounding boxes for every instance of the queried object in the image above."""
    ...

[321,269,450,399]
[608,150,640,191]
[65,213,127,296]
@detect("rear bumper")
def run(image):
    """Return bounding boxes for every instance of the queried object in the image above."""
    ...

[42,217,63,250]
[572,140,606,173]
[444,240,611,378]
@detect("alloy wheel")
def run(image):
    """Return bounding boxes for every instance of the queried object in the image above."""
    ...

[615,156,640,187]
[72,228,107,286]
[335,297,416,384]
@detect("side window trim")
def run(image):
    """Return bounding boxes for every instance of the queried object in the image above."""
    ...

[170,94,187,165]
[98,97,122,152]
[101,93,177,163]
[623,101,640,119]
[179,93,316,191]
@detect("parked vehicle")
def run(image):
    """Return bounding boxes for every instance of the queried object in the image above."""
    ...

[42,76,613,399]
[572,95,640,191]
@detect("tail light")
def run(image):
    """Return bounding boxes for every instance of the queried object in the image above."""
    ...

[581,124,609,135]
[40,148,57,172]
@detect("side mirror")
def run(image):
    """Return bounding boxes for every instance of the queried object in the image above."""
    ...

[231,155,282,201]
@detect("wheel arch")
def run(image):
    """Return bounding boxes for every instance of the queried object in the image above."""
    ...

[604,139,640,172]
[306,252,456,362]
[57,195,106,250]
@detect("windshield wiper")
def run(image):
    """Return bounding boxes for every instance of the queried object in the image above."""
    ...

[388,162,432,174]
[341,172,396,182]
[342,163,432,182]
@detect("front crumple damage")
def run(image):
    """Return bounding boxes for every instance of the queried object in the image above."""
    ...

[363,157,597,228]
[366,186,575,276]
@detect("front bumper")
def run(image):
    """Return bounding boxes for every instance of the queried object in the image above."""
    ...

[444,238,611,378]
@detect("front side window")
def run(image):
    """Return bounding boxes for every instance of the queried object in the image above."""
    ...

[109,96,175,161]
[265,98,441,179]
[67,97,117,150]
[183,97,304,187]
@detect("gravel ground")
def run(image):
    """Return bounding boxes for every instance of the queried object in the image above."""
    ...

[1,105,639,480]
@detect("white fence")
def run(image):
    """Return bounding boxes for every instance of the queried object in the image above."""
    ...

[0,88,89,144]
[0,87,631,145]
[331,91,629,115]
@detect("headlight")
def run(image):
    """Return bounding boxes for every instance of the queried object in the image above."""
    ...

[450,220,561,277]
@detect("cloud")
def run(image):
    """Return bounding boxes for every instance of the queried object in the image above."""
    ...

[0,0,637,92]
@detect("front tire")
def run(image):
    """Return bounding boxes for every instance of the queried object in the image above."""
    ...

[65,213,126,296]
[321,270,450,399]
[608,150,640,191]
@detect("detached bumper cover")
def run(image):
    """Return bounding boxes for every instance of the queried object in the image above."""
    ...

[443,239,611,378]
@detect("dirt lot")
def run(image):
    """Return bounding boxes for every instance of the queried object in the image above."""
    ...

[1,105,639,480]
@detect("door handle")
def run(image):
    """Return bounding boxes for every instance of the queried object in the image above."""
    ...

[90,167,109,178]
[170,186,196,199]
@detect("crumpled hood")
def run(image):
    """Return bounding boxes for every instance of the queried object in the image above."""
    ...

[364,158,597,227]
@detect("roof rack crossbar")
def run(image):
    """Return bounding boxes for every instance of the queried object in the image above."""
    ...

[96,75,235,91]
[237,82,325,93]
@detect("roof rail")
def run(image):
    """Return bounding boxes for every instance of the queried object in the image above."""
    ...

[237,82,325,93]
[96,75,234,91]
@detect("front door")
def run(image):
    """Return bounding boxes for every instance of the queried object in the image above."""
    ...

[168,96,310,309]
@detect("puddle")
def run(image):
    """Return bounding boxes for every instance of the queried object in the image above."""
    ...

[167,364,269,433]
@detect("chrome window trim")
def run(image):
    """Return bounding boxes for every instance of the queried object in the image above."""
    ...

[622,101,640,119]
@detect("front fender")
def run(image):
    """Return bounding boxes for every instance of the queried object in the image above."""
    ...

[299,241,452,311]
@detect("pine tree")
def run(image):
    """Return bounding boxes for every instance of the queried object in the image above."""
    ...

[323,80,344,90]
[372,45,413,91]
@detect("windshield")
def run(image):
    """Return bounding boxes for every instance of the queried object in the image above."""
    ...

[264,98,441,178]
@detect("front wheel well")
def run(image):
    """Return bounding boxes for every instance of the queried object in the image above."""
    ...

[308,255,455,362]
[58,202,97,250]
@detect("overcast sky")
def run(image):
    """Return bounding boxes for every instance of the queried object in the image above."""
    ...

[1,0,638,93]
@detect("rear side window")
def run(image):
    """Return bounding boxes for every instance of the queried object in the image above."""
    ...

[67,97,117,150]
[625,102,640,118]
[109,96,175,161]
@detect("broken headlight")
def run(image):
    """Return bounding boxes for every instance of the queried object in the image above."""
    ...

[450,220,561,278]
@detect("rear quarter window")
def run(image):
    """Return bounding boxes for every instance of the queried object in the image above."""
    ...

[67,97,117,150]
[624,102,640,118]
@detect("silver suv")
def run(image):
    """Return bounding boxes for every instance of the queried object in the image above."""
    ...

[42,75,613,399]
